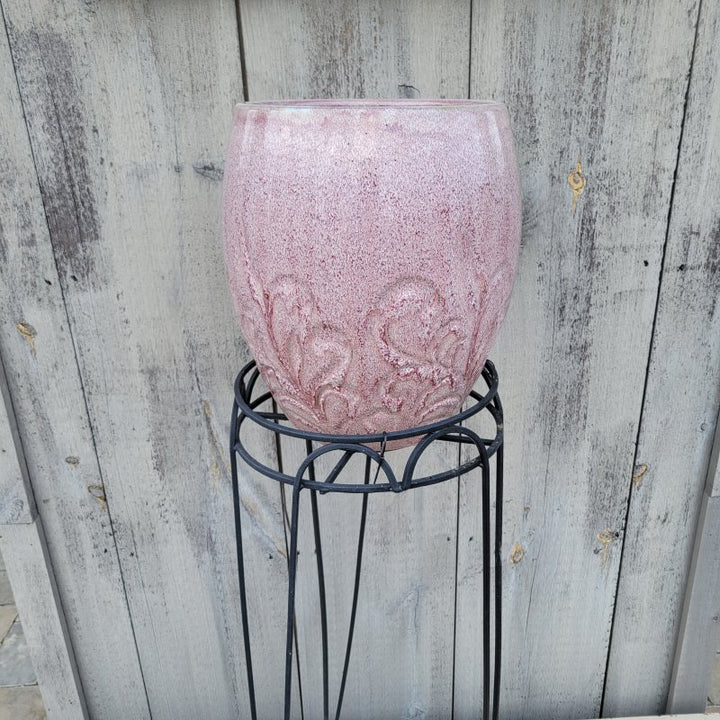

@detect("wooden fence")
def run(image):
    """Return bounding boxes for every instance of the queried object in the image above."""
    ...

[1,1,719,719]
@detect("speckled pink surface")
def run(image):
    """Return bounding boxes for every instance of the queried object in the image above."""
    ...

[223,99,521,437]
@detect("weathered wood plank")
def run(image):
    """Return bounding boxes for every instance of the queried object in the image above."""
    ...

[706,414,720,499]
[238,2,471,716]
[240,0,470,100]
[0,518,88,719]
[667,490,720,714]
[0,7,149,717]
[591,716,709,720]
[457,2,699,718]
[603,0,720,713]
[0,355,36,524]
[3,0,293,716]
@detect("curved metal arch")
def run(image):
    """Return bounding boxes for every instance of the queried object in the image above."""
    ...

[401,423,490,490]
[294,441,399,493]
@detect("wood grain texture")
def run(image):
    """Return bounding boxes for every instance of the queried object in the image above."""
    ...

[457,2,699,718]
[0,518,88,719]
[603,0,720,713]
[0,356,35,524]
[2,0,291,717]
[239,0,471,100]
[592,716,709,720]
[667,491,720,714]
[0,7,149,717]
[706,412,720,499]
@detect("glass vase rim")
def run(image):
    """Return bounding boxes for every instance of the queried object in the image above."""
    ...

[235,98,508,111]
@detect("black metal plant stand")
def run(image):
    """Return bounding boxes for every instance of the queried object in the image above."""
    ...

[230,359,504,720]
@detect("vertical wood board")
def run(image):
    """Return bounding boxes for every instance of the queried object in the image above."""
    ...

[240,0,471,100]
[0,519,88,719]
[705,411,720,499]
[457,2,699,718]
[667,491,720,714]
[0,6,149,717]
[0,355,35,524]
[3,0,290,717]
[603,0,720,713]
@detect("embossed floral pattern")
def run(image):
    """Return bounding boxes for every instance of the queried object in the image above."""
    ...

[361,279,467,428]
[240,276,361,433]
[237,274,496,437]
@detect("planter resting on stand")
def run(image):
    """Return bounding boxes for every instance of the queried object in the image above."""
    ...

[222,100,521,440]
[222,99,521,719]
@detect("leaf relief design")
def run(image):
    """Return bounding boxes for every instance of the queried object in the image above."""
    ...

[240,272,497,436]
[241,275,359,433]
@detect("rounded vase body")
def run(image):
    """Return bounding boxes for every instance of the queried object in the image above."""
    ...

[223,99,521,438]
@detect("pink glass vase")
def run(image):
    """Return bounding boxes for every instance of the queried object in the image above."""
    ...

[223,99,521,438]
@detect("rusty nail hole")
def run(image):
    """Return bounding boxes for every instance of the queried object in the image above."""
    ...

[632,463,649,484]
[87,483,107,510]
[596,528,617,569]
[567,158,586,213]
[16,321,37,356]
[509,542,525,564]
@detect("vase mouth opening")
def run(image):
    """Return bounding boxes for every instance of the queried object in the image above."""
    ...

[236,98,507,111]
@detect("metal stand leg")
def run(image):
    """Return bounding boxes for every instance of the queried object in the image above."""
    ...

[306,441,330,720]
[305,446,374,720]
[334,456,372,720]
[482,453,492,720]
[284,478,303,720]
[493,446,503,720]
[230,400,257,720]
